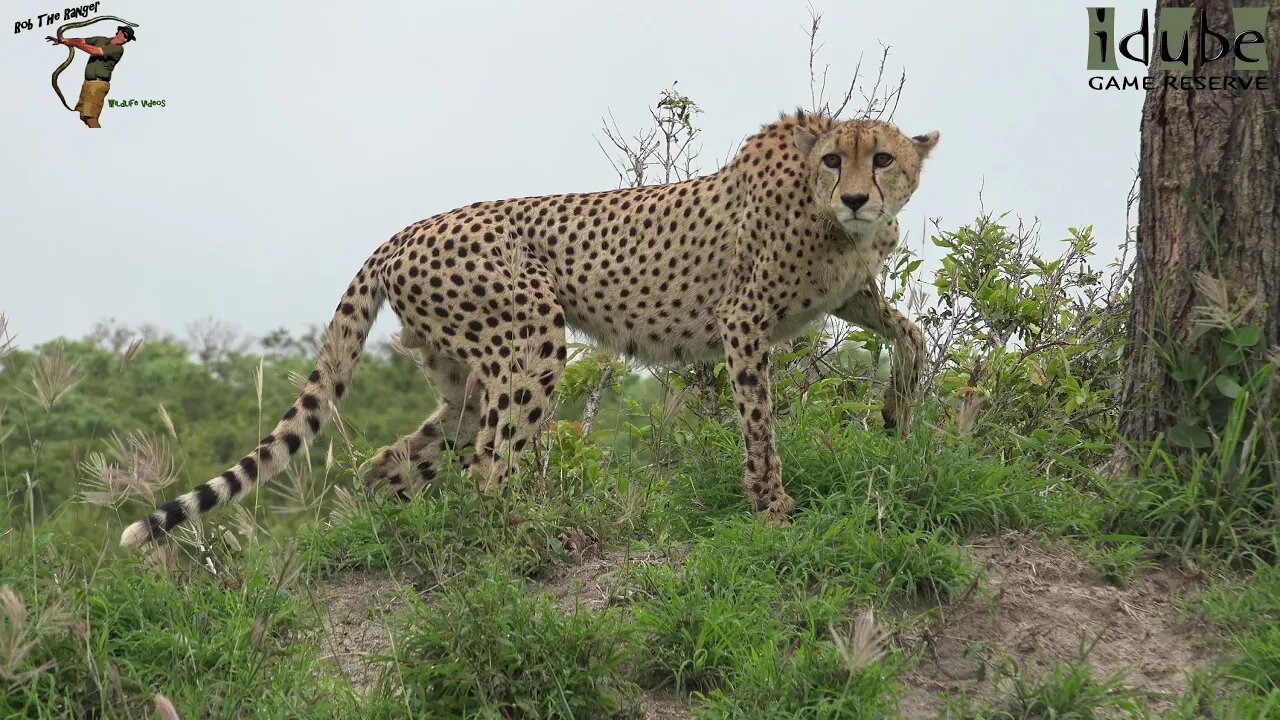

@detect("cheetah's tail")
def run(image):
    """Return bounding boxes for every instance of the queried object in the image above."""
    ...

[119,256,386,547]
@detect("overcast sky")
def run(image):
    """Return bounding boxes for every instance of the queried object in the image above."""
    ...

[0,0,1146,349]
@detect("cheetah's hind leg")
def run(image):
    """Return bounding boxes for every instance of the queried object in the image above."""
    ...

[364,339,482,499]
[466,261,568,494]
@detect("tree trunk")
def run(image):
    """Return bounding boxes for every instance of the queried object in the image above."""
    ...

[1116,0,1280,449]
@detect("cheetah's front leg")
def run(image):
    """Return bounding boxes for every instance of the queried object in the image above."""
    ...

[831,284,925,435]
[718,313,793,523]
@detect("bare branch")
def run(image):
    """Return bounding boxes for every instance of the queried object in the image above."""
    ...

[805,9,907,121]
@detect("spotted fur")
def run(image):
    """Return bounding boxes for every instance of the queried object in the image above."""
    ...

[119,110,937,546]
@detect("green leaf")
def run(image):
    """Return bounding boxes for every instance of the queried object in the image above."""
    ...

[1227,325,1262,347]
[821,517,848,541]
[836,401,876,413]
[1188,324,1215,343]
[1093,534,1145,544]
[1172,354,1206,383]
[1025,364,1046,386]
[1214,375,1243,399]
[1168,423,1213,449]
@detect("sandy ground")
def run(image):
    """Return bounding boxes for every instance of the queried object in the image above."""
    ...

[895,533,1218,718]
[307,569,407,697]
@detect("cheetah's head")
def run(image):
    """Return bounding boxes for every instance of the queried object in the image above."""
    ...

[792,118,939,237]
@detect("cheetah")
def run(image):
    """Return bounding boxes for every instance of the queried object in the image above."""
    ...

[120,110,937,546]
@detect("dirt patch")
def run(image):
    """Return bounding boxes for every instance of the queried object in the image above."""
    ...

[640,688,692,720]
[540,542,686,612]
[896,534,1221,718]
[304,569,408,696]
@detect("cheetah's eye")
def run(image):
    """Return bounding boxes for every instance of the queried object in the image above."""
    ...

[821,153,841,169]
[872,152,894,169]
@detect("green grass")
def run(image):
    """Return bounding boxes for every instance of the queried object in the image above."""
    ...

[943,659,1143,720]
[297,462,578,582]
[2,396,1278,718]
[369,565,639,719]
[1080,539,1155,587]
[0,531,354,718]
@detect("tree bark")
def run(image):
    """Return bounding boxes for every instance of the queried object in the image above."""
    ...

[1117,0,1280,448]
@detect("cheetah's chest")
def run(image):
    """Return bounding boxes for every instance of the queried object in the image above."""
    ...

[767,231,895,341]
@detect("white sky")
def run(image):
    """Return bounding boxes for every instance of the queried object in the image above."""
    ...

[0,0,1146,349]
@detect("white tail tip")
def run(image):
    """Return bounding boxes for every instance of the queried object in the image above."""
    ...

[120,520,151,547]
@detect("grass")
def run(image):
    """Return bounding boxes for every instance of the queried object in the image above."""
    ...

[0,406,1267,720]
[0,408,1044,718]
[373,565,639,719]
[1,531,353,718]
[1080,539,1155,587]
[943,659,1143,720]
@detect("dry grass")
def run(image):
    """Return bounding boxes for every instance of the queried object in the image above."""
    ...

[0,584,69,686]
[78,430,180,509]
[22,341,82,411]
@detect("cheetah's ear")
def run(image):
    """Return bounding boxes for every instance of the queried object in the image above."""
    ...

[792,126,818,157]
[912,131,940,158]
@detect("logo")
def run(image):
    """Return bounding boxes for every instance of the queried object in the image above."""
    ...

[9,5,160,128]
[1086,7,1271,91]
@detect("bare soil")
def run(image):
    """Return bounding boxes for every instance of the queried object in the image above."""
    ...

[540,542,686,613]
[896,533,1221,718]
[639,688,692,720]
[306,569,405,696]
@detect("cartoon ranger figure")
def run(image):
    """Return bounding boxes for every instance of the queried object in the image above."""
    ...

[45,25,135,128]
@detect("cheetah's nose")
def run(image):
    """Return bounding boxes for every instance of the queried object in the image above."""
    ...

[840,193,870,212]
